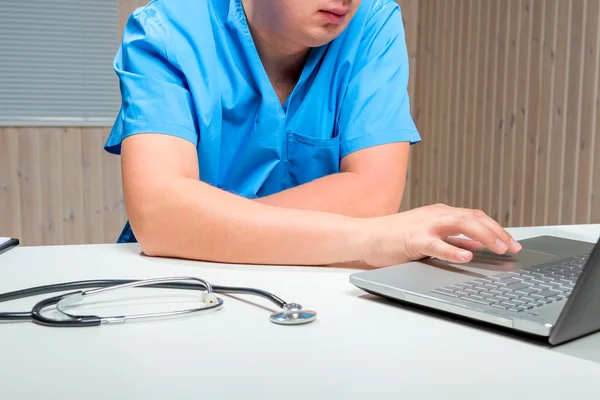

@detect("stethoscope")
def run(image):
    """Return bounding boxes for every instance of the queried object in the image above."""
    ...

[0,277,317,327]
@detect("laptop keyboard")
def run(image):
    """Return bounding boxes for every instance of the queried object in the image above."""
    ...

[431,253,589,312]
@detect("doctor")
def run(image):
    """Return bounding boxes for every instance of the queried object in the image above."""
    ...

[105,0,522,268]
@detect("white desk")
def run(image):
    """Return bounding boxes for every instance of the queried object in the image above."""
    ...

[1,225,600,399]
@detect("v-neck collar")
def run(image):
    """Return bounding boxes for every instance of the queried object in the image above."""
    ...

[227,0,328,118]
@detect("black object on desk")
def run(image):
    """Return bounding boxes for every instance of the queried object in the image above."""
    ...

[0,238,19,255]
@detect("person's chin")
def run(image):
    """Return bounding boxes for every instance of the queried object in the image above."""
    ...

[303,26,348,47]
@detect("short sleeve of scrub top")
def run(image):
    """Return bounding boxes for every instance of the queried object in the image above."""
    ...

[105,9,199,154]
[337,4,421,157]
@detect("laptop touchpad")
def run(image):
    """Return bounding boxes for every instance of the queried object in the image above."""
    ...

[448,248,558,273]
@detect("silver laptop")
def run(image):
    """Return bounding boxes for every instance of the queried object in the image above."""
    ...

[350,235,600,345]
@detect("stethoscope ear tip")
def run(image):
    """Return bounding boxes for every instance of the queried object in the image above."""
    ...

[269,303,317,325]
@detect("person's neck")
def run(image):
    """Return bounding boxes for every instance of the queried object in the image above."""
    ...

[242,1,310,88]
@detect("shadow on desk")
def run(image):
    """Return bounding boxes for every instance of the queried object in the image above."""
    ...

[356,293,600,365]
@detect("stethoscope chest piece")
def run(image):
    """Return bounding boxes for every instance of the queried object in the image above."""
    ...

[269,303,317,325]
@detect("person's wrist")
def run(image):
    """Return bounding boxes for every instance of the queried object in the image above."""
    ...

[341,216,374,264]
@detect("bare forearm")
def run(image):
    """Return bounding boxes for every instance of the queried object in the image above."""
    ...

[255,172,403,217]
[128,177,366,265]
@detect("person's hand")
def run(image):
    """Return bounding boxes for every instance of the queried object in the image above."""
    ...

[360,203,522,268]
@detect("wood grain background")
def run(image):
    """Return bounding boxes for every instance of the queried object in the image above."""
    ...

[0,127,125,245]
[409,0,600,228]
[1,0,599,246]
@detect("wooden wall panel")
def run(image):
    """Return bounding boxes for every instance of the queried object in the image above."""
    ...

[562,0,586,225]
[62,128,85,245]
[534,0,558,225]
[18,128,43,246]
[593,0,600,223]
[411,0,600,227]
[0,129,22,240]
[460,0,478,209]
[594,67,600,222]
[425,2,440,206]
[0,127,126,246]
[501,0,522,227]
[546,0,571,226]
[437,0,452,204]
[409,0,431,209]
[82,128,107,244]
[489,1,508,223]
[511,0,532,227]
[482,0,500,216]
[522,0,543,227]
[39,128,63,245]
[471,0,491,211]
[449,0,465,207]
[577,0,600,223]
[426,0,442,204]
[397,0,419,102]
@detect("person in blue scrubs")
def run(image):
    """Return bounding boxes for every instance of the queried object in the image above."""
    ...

[106,0,521,268]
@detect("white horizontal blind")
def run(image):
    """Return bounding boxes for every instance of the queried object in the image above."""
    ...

[0,0,120,125]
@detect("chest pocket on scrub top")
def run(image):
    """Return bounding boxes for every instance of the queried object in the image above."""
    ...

[286,131,341,186]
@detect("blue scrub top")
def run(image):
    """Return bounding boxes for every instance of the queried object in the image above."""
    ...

[105,0,421,243]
